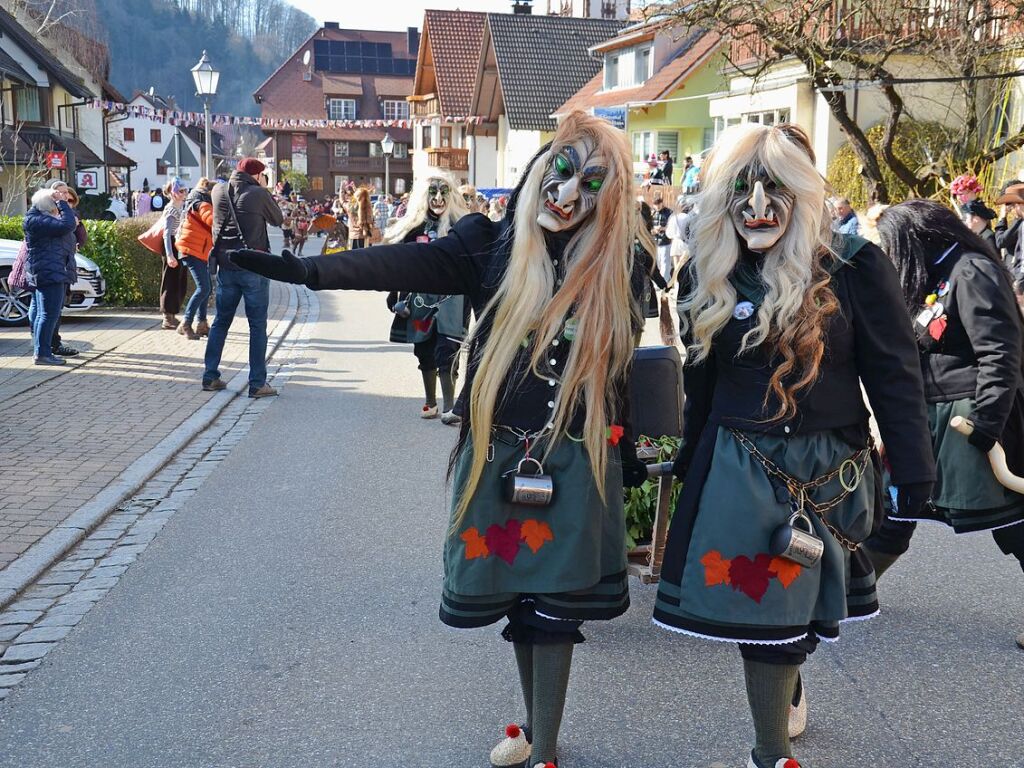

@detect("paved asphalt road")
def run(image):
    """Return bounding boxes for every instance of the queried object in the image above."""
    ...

[0,278,1021,767]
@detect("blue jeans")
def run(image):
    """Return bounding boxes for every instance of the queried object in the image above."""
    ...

[203,269,269,393]
[30,283,65,359]
[180,255,211,324]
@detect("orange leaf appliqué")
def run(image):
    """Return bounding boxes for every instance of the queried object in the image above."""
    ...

[520,519,554,554]
[461,527,490,560]
[769,557,802,589]
[700,550,731,587]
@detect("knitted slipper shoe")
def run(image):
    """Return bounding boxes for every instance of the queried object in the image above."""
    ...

[747,751,801,768]
[788,674,807,739]
[490,724,531,767]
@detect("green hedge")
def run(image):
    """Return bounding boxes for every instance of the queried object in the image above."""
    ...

[0,214,165,306]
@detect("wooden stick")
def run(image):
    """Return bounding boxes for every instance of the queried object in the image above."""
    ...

[950,416,1024,493]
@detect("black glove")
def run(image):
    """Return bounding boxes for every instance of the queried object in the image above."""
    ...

[967,427,997,453]
[896,482,933,518]
[229,248,309,285]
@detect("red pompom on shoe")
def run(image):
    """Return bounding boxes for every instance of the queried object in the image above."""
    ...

[505,724,521,739]
[783,760,801,768]
[544,763,557,768]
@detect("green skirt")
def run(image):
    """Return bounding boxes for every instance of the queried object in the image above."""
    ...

[892,399,1024,533]
[655,426,878,644]
[439,436,629,629]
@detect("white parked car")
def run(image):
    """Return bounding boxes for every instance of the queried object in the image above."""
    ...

[0,237,106,327]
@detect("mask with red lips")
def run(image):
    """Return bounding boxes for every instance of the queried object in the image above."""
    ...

[536,138,607,233]
[730,160,793,251]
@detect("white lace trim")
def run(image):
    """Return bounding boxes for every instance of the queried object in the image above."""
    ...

[652,617,810,645]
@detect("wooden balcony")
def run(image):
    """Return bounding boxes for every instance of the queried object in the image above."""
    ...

[329,155,412,172]
[425,147,469,172]
[408,93,441,119]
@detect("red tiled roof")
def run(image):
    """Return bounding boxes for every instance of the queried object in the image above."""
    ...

[316,127,412,143]
[554,30,720,117]
[419,10,487,117]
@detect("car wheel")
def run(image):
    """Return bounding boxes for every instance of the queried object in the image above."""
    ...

[0,266,32,327]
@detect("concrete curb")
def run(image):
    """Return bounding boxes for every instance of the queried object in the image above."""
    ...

[0,286,304,608]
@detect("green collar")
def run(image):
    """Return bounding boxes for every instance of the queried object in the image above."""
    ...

[730,234,871,306]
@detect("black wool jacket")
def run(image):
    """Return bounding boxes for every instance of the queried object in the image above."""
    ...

[304,213,648,437]
[918,248,1023,442]
[675,240,936,487]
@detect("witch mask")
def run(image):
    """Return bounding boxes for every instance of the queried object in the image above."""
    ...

[730,161,793,251]
[427,178,451,217]
[536,137,607,233]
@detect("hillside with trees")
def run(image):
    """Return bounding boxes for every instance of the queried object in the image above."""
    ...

[6,0,317,116]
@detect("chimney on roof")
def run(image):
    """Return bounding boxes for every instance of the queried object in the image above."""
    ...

[512,0,533,12]
[324,21,339,29]
[408,27,420,56]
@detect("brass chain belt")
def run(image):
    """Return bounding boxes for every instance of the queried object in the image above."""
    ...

[728,428,871,552]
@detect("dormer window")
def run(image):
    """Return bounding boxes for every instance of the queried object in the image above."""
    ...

[328,98,356,120]
[603,44,653,90]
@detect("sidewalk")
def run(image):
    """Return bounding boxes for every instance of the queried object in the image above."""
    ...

[0,281,293,574]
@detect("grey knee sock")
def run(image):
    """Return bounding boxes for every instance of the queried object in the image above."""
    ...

[743,659,798,765]
[513,642,534,734]
[530,642,573,764]
[864,545,901,579]
[439,369,457,412]
[421,369,437,406]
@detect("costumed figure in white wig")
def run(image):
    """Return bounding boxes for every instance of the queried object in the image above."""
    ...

[653,123,936,768]
[230,111,653,768]
[383,170,471,422]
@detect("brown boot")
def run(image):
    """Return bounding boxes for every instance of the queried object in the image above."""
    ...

[161,313,178,330]
[176,320,199,340]
[195,319,210,337]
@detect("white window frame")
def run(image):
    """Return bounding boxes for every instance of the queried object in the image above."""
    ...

[632,130,653,162]
[604,54,619,90]
[393,142,407,159]
[394,177,406,194]
[383,100,410,120]
[328,98,356,121]
[369,141,383,157]
[634,45,652,86]
[334,141,349,157]
[743,108,791,126]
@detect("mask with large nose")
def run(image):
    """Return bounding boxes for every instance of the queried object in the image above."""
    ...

[536,137,607,233]
[729,162,793,251]
[427,178,450,217]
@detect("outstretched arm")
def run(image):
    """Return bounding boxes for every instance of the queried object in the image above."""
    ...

[231,213,496,297]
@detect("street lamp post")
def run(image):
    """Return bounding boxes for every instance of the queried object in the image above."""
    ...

[381,132,394,197]
[191,51,220,180]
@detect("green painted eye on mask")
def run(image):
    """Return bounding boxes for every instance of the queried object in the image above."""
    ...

[585,178,603,192]
[554,154,572,178]
[734,178,749,194]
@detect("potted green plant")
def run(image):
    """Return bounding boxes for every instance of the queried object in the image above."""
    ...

[624,434,681,551]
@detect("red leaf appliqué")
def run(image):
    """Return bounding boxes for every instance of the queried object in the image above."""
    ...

[485,519,523,565]
[728,553,775,603]
[606,424,625,446]
[412,318,433,334]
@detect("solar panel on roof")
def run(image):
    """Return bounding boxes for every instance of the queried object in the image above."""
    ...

[312,39,412,75]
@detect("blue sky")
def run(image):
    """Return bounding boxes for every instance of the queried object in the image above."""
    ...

[288,0,516,29]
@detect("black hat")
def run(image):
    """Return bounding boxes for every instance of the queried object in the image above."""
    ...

[963,199,996,220]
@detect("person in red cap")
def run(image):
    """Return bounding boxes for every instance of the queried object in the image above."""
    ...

[203,157,284,398]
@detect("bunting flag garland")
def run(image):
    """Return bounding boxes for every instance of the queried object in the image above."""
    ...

[88,99,484,130]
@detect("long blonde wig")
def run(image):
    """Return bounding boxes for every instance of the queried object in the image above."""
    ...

[455,111,643,525]
[384,172,469,244]
[681,123,838,421]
